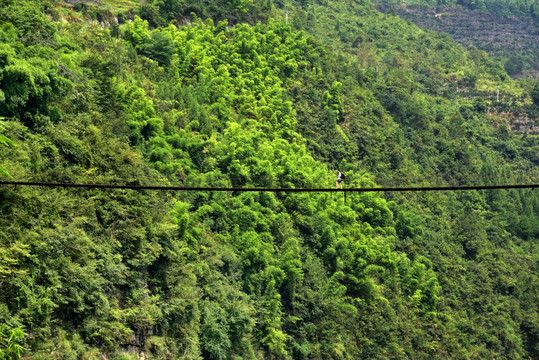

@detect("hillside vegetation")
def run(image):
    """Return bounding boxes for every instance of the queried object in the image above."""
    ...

[374,0,539,18]
[375,3,539,79]
[0,0,538,359]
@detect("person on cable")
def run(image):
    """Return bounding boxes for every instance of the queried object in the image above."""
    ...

[336,170,345,189]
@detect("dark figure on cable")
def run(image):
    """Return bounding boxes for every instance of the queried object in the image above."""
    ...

[336,170,345,189]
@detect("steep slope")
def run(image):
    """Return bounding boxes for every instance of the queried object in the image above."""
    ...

[273,2,539,357]
[0,5,447,359]
[0,0,538,359]
[375,4,539,79]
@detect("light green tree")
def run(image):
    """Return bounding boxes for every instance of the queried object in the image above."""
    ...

[0,325,25,360]
[0,120,13,178]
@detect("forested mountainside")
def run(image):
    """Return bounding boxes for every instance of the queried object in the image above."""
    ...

[0,0,538,359]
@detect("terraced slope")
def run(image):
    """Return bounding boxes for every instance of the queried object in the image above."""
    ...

[377,4,539,78]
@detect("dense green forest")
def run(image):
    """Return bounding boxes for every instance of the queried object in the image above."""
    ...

[0,0,538,359]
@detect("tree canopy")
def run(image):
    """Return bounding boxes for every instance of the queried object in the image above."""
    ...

[0,0,537,359]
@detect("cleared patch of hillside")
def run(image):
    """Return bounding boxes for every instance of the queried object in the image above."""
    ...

[377,4,539,79]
